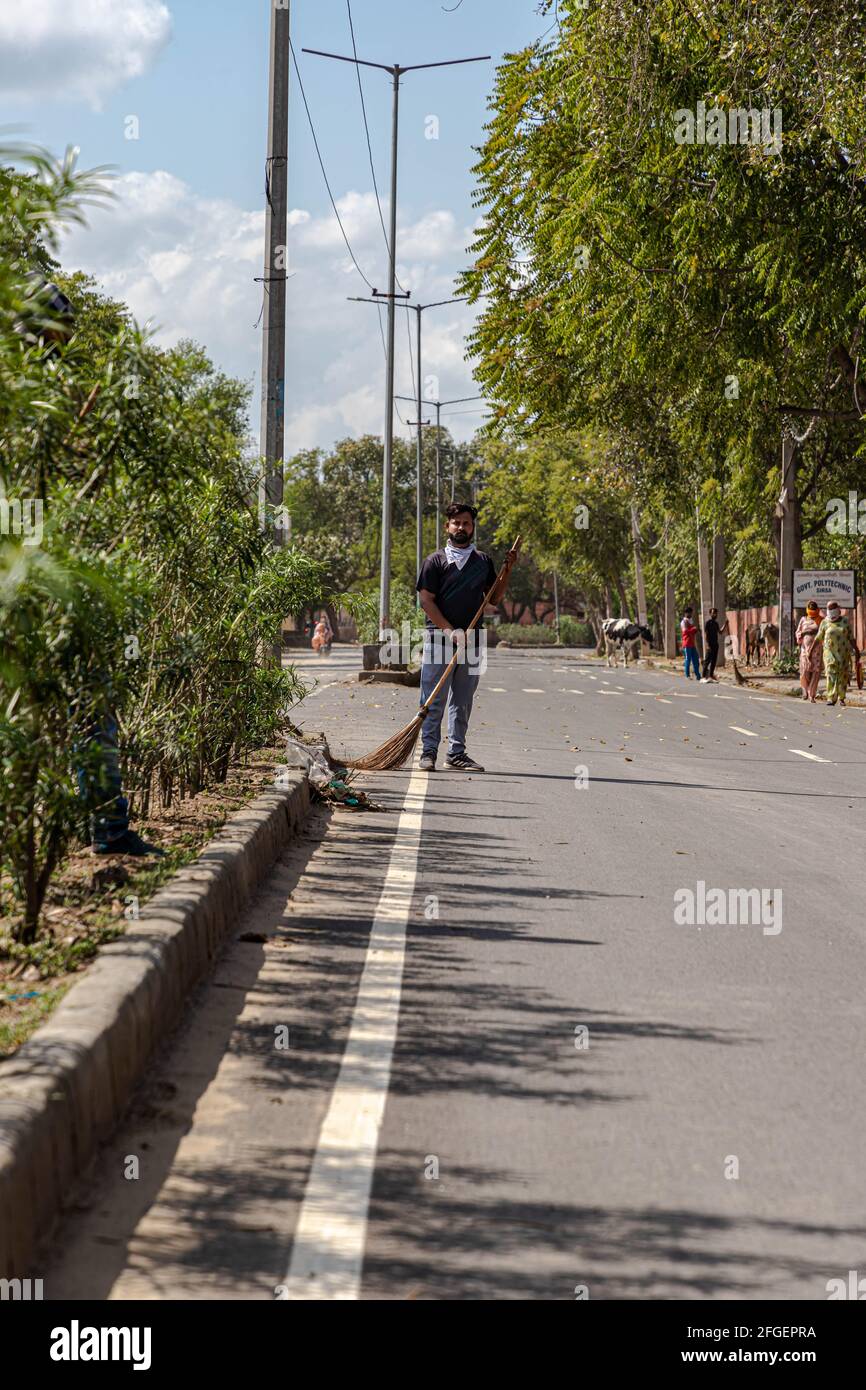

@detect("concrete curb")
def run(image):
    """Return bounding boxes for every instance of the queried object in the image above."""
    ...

[0,772,311,1279]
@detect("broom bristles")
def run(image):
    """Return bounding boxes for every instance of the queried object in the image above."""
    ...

[343,712,425,771]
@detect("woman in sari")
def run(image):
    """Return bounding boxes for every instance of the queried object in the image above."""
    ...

[817,602,855,706]
[311,613,333,655]
[795,601,822,702]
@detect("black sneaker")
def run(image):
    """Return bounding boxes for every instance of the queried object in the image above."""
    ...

[94,830,166,857]
[419,752,436,772]
[446,752,485,773]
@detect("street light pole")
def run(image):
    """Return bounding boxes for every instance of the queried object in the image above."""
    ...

[415,303,422,584]
[434,399,441,550]
[396,391,483,547]
[381,64,400,631]
[306,46,489,631]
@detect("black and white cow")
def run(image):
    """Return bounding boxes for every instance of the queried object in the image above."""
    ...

[601,617,654,667]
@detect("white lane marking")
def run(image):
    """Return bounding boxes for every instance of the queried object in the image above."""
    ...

[560,688,584,695]
[488,687,507,692]
[302,680,342,699]
[687,710,708,719]
[283,765,428,1300]
[714,694,736,699]
[522,688,545,693]
[730,725,757,737]
[790,749,831,762]
[599,690,621,695]
[656,697,673,704]
[588,675,598,681]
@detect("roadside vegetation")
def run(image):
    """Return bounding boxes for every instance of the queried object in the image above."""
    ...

[0,145,328,955]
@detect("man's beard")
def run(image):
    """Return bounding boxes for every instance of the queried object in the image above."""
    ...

[450,530,470,546]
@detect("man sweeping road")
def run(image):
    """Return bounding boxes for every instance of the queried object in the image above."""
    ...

[416,503,504,773]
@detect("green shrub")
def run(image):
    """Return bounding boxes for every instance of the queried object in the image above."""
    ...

[772,649,799,676]
[497,619,591,646]
[497,623,557,645]
[0,147,329,940]
[557,614,595,646]
[346,578,421,645]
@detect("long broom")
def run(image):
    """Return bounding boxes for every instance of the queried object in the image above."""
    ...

[345,536,523,771]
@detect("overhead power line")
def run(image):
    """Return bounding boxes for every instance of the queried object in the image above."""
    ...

[405,305,417,402]
[289,39,376,291]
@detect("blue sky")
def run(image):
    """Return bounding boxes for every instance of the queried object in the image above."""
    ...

[0,0,552,451]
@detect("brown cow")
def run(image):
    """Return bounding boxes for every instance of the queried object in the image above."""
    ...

[745,623,764,666]
[760,622,779,662]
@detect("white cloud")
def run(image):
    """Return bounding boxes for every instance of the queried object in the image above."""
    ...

[60,171,485,452]
[0,0,172,107]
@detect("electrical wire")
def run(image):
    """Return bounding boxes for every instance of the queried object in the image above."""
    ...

[289,39,376,291]
[345,0,406,295]
[376,301,407,425]
[405,306,417,405]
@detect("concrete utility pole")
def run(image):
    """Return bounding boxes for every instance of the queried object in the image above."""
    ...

[695,503,712,659]
[712,533,726,666]
[777,435,798,652]
[310,47,489,629]
[406,403,431,599]
[259,0,290,544]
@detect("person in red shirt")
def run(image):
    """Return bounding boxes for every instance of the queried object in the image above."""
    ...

[680,607,700,679]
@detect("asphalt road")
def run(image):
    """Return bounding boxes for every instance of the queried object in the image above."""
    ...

[45,646,866,1301]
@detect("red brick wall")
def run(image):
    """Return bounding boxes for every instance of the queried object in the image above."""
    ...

[725,598,865,657]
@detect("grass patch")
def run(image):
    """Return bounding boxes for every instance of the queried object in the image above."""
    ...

[0,984,71,1058]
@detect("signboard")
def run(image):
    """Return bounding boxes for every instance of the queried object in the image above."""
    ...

[792,569,856,611]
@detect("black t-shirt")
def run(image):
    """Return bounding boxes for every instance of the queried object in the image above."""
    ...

[416,548,497,630]
[705,618,720,648]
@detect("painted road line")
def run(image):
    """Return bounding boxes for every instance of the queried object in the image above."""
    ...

[599,690,621,695]
[522,688,546,694]
[687,711,709,719]
[302,680,342,700]
[283,765,428,1300]
[730,725,758,737]
[488,687,508,692]
[790,749,831,762]
[656,697,673,704]
[560,688,584,695]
